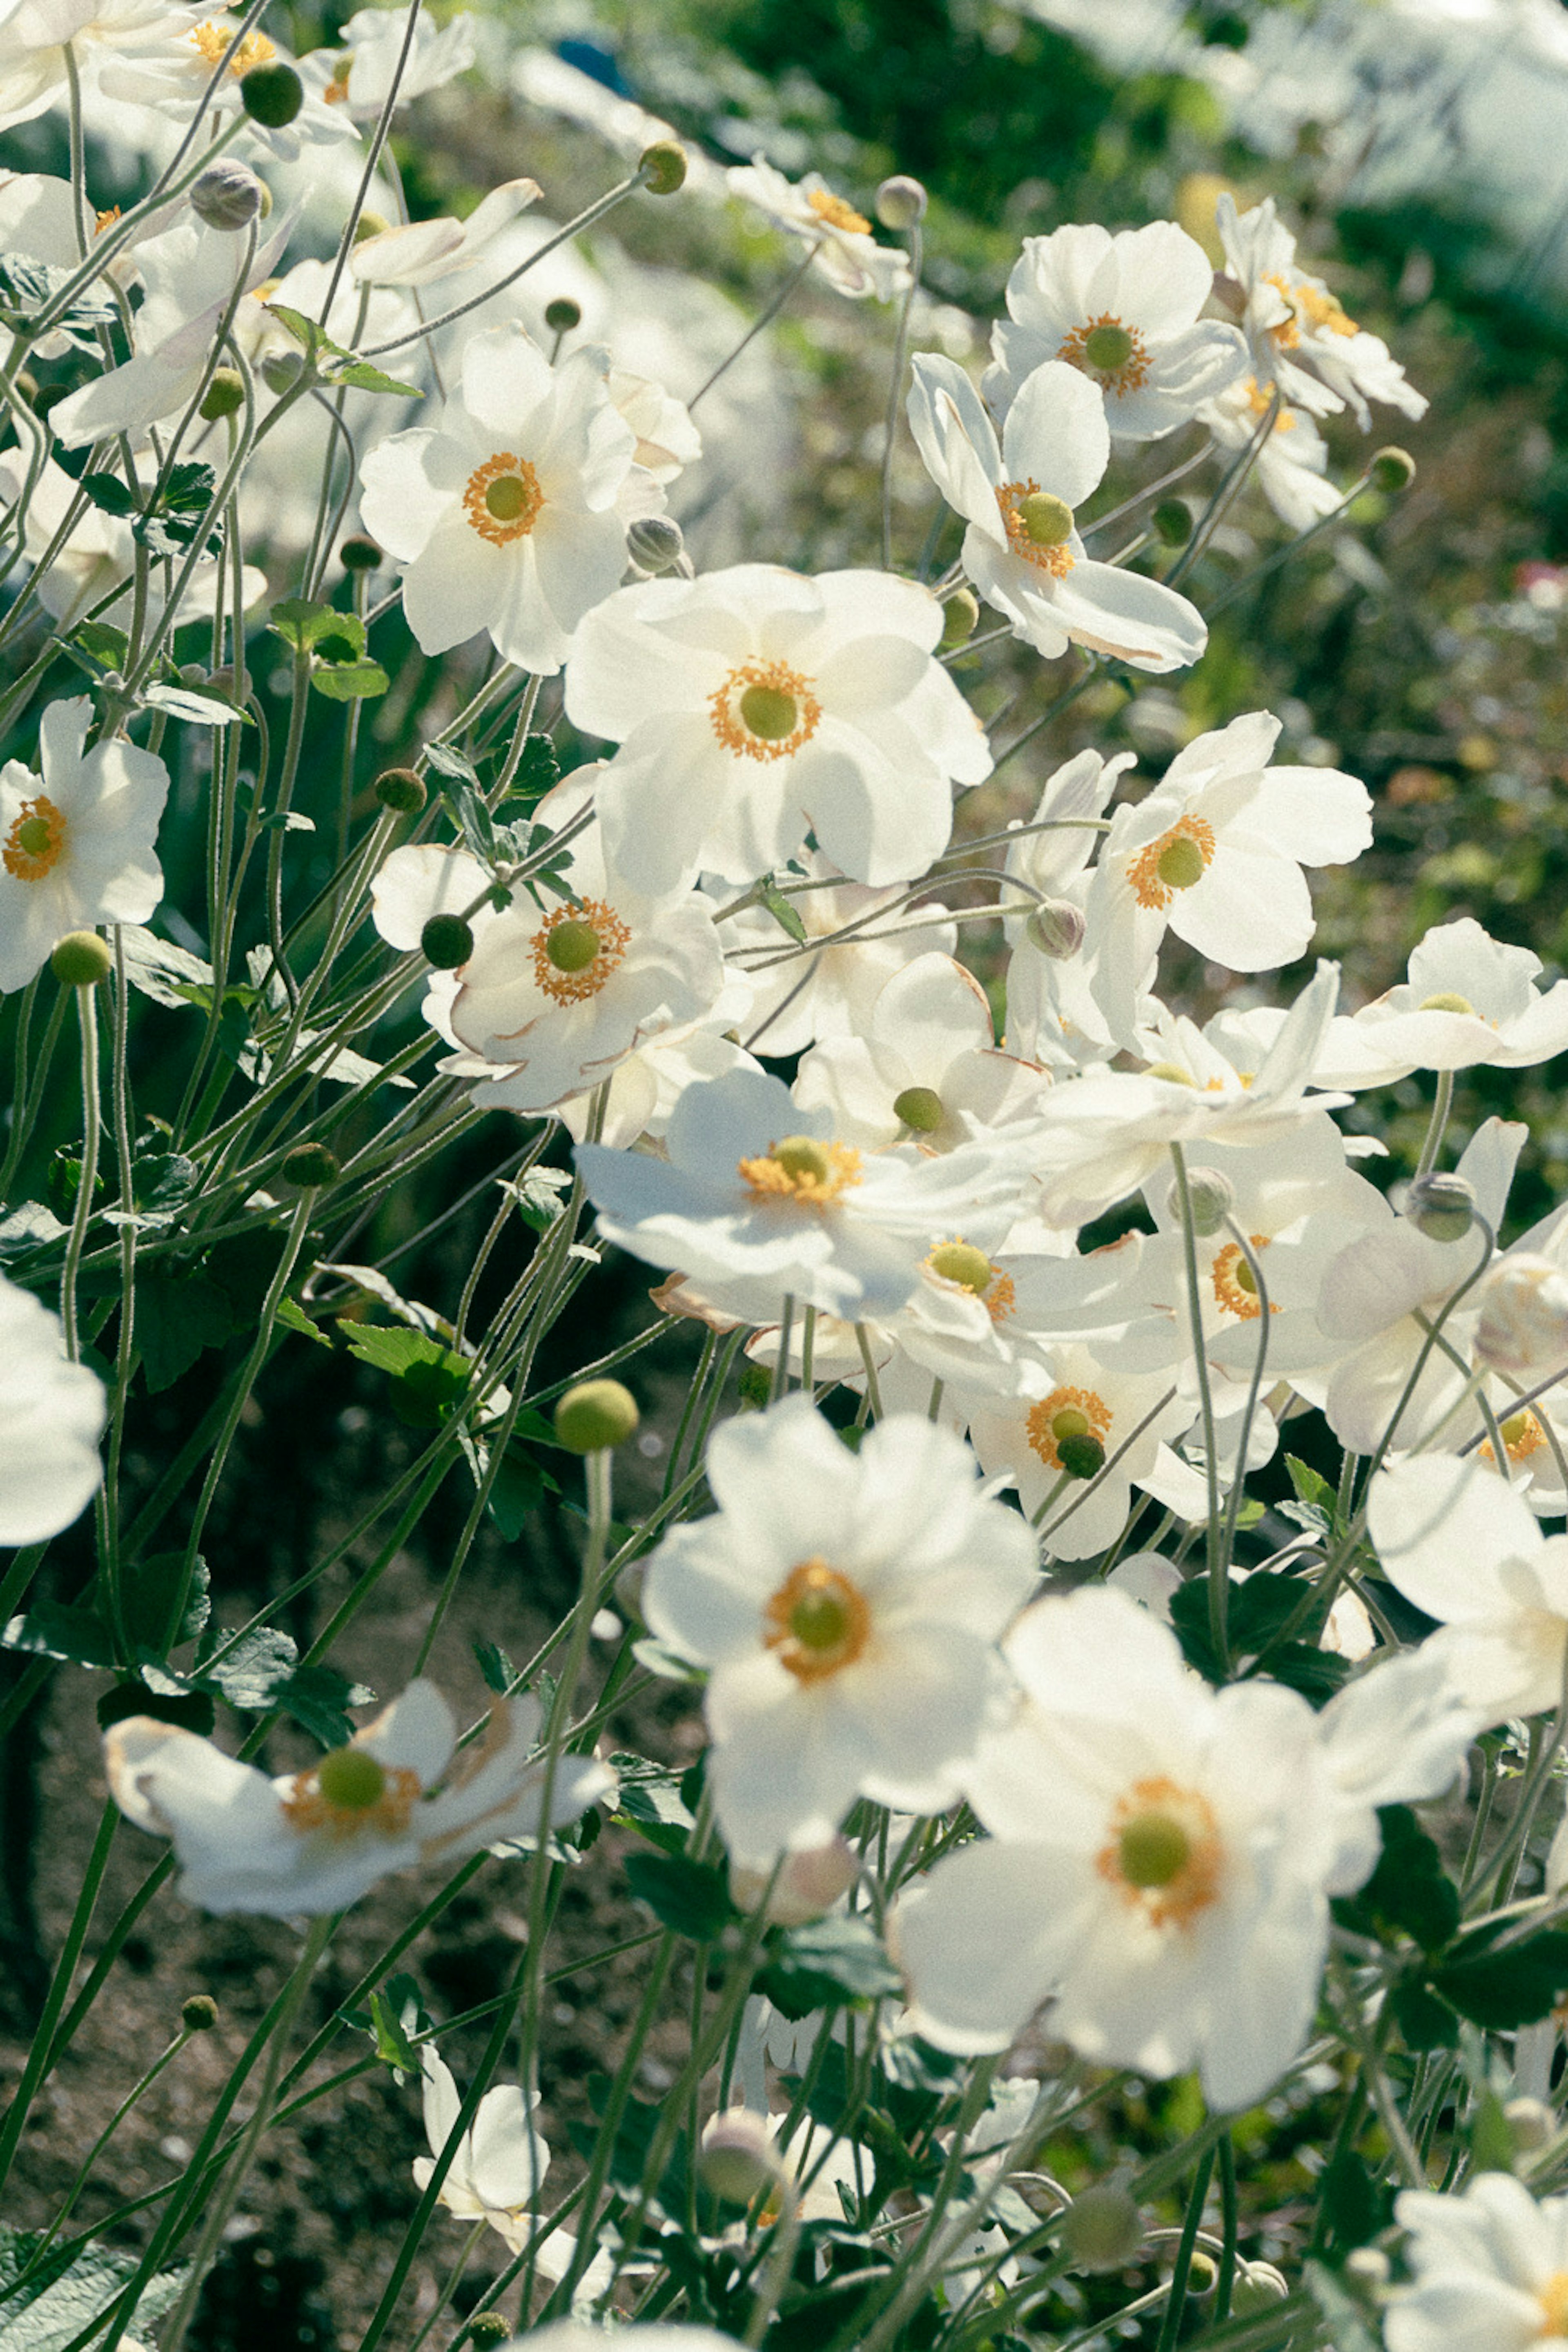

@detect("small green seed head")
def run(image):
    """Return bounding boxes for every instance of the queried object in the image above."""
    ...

[50,931,112,987]
[190,160,264,231]
[770,1135,831,1184]
[1405,1172,1475,1244]
[240,59,304,126]
[938,586,980,648]
[893,1084,945,1133]
[1083,322,1134,372]
[545,917,601,974]
[544,295,582,333]
[928,1241,993,1294]
[1370,445,1416,493]
[421,913,474,969]
[1152,497,1193,547]
[352,208,392,244]
[1118,1809,1191,1886]
[181,1993,220,2031]
[739,683,798,742]
[1025,899,1086,960]
[1056,1431,1105,1481]
[198,367,245,421]
[639,140,688,196]
[316,1745,386,1809]
[1059,2184,1143,2274]
[466,2317,510,2349]
[555,1378,640,1454]
[374,766,426,814]
[1016,490,1074,548]
[1156,833,1206,891]
[341,533,382,572]
[281,1142,339,1189]
[875,173,927,230]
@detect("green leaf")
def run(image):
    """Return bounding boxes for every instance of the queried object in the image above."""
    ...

[575,2074,688,2208]
[758,873,808,944]
[72,621,129,669]
[264,303,421,396]
[1388,1978,1460,2052]
[330,356,424,395]
[362,1973,431,2078]
[506,1165,570,1233]
[501,734,561,805]
[1316,2150,1392,2254]
[1348,1806,1461,1952]
[276,1294,332,1347]
[310,657,389,702]
[1286,1454,1335,1515]
[0,2222,186,2352]
[78,470,138,517]
[422,740,482,787]
[2,1600,117,1668]
[135,1267,235,1390]
[481,1441,559,1538]
[1432,1925,1568,2030]
[758,1912,902,2018]
[195,1625,372,1748]
[121,1551,210,1654]
[623,1849,735,1940]
[474,1639,517,1693]
[268,597,361,655]
[341,1323,472,1426]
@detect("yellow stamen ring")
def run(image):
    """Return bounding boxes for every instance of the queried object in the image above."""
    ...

[806,187,872,237]
[996,477,1076,578]
[1097,1775,1223,1931]
[3,793,68,881]
[463,452,545,546]
[709,660,822,762]
[1056,311,1153,400]
[737,1135,863,1205]
[1126,815,1216,912]
[527,896,630,1008]
[1210,1236,1277,1323]
[763,1556,871,1684]
[281,1748,420,1840]
[1026,1383,1113,1472]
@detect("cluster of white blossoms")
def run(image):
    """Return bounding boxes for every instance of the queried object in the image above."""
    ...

[3,12,1560,2343]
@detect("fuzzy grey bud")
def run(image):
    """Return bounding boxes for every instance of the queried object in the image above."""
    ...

[1168,1165,1236,1239]
[191,161,265,232]
[1025,899,1086,960]
[627,515,685,575]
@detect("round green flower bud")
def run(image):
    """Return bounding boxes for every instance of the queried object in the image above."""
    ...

[893,1084,944,1133]
[1025,900,1086,960]
[341,534,381,572]
[281,1143,339,1188]
[374,765,426,814]
[421,913,474,969]
[240,60,303,127]
[544,295,582,333]
[1405,1172,1475,1245]
[466,2317,510,2348]
[181,1993,220,2032]
[198,367,246,421]
[1152,497,1194,547]
[1370,445,1416,493]
[639,140,688,196]
[190,160,264,231]
[1167,1165,1236,1238]
[737,1362,773,1410]
[1057,1431,1105,1481]
[50,931,112,987]
[555,1379,641,1454]
[1230,2262,1290,2316]
[352,208,392,244]
[699,2109,783,2205]
[628,514,685,575]
[939,587,980,649]
[1017,490,1074,548]
[1059,2184,1143,2273]
[875,173,927,229]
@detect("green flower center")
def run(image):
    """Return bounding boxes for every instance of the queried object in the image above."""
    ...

[546,918,601,974]
[771,1135,832,1184]
[738,684,799,742]
[1117,1810,1192,1889]
[315,1747,386,1810]
[929,1241,993,1294]
[1156,835,1207,891]
[16,815,53,857]
[893,1084,945,1133]
[1016,491,1074,548]
[1083,322,1136,372]
[485,475,533,522]
[1419,991,1475,1016]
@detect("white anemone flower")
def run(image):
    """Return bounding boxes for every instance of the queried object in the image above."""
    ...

[350,181,543,288]
[895,1588,1474,2109]
[1313,916,1568,1089]
[1084,710,1372,1051]
[445,833,726,1115]
[0,0,200,131]
[719,849,956,1059]
[795,952,1050,1154]
[98,18,353,154]
[0,697,169,993]
[103,1682,614,1917]
[641,1398,1037,1862]
[0,449,267,631]
[1389,2174,1568,2352]
[413,2049,611,2298]
[575,1066,1030,1327]
[1216,192,1427,430]
[1199,371,1345,534]
[305,4,475,116]
[726,159,911,302]
[984,221,1246,439]
[1368,1453,1568,1728]
[359,327,648,677]
[0,1272,105,1543]
[906,356,1206,674]
[565,565,991,895]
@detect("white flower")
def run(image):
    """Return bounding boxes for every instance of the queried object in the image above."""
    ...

[0,448,266,631]
[1198,373,1344,535]
[907,356,1206,673]
[984,221,1245,439]
[720,849,957,1059]
[1084,710,1372,1050]
[103,1681,614,1916]
[414,2049,550,2241]
[359,327,646,677]
[0,1272,105,1543]
[795,951,1049,1154]
[1313,917,1568,1089]
[727,159,911,302]
[0,697,169,993]
[307,4,475,116]
[1389,2174,1568,2352]
[565,565,991,895]
[98,18,353,152]
[575,1066,1029,1327]
[1368,1452,1568,1727]
[0,0,200,131]
[896,1588,1470,2110]
[641,1397,1036,1862]
[445,831,726,1115]
[1216,192,1427,431]
[350,180,543,288]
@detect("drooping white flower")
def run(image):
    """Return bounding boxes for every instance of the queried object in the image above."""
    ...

[726,158,911,302]
[0,0,200,131]
[641,1397,1037,1862]
[907,356,1206,673]
[1198,372,1345,535]
[565,565,991,895]
[1216,192,1427,430]
[0,1272,105,1543]
[1083,710,1372,1050]
[575,1066,1029,1328]
[0,697,169,993]
[896,1588,1472,2109]
[350,180,543,289]
[1313,916,1568,1089]
[984,221,1246,439]
[412,2049,610,2297]
[104,1682,614,1916]
[795,952,1050,1155]
[359,327,648,677]
[1389,2171,1568,2352]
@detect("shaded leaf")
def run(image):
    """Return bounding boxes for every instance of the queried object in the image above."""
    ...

[624,1849,735,1940]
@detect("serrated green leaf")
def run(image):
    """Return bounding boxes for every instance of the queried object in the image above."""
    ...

[421,739,482,787]
[310,658,389,702]
[0,2223,186,2352]
[1432,1925,1568,2030]
[121,1551,210,1654]
[474,1639,517,1693]
[758,1912,902,2018]
[72,621,129,669]
[501,734,561,805]
[623,1849,735,1940]
[2,1600,117,1668]
[78,470,138,517]
[328,357,423,396]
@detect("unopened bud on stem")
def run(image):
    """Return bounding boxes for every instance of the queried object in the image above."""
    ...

[555,1379,640,1454]
[1370,446,1416,493]
[1168,1165,1235,1238]
[240,60,303,127]
[51,931,112,987]
[544,296,581,333]
[191,160,265,231]
[875,174,927,230]
[628,515,685,575]
[1025,899,1086,960]
[421,913,473,969]
[181,1993,220,2032]
[939,587,979,649]
[1059,2183,1143,2272]
[639,141,688,196]
[699,2109,785,2206]
[1405,1171,1475,1243]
